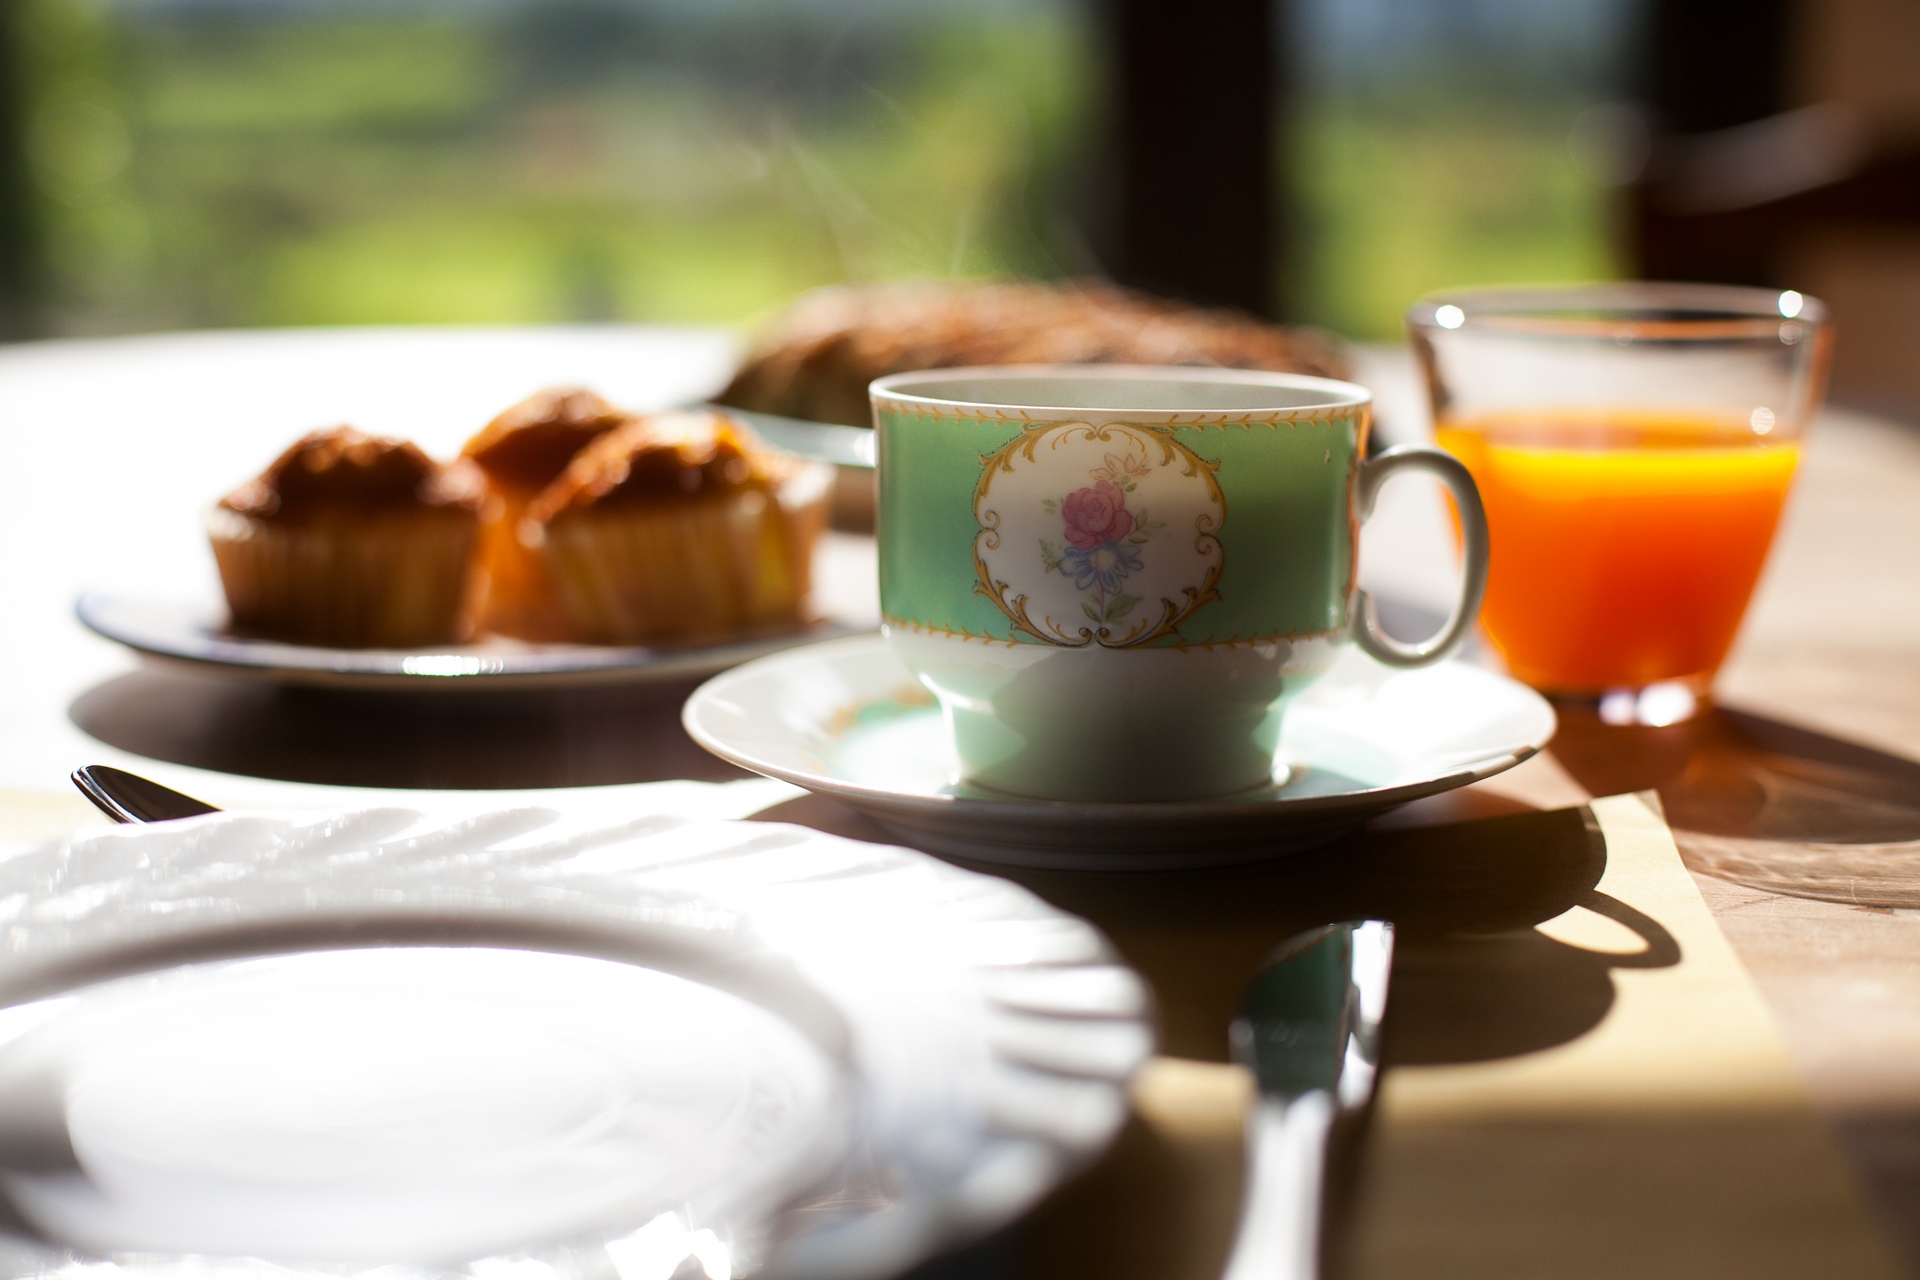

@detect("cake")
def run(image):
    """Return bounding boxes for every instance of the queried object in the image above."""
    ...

[527,409,831,644]
[716,279,1352,428]
[208,426,486,648]
[461,388,632,640]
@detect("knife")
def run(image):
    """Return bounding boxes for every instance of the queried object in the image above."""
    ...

[1220,919,1394,1280]
[72,765,220,824]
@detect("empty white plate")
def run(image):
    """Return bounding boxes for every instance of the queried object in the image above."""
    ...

[0,805,1153,1280]
[0,947,839,1262]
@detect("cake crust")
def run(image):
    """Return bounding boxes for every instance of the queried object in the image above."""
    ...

[717,279,1352,428]
[219,426,484,521]
[529,409,781,522]
[461,388,633,494]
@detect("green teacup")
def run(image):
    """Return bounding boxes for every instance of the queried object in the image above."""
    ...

[870,366,1489,803]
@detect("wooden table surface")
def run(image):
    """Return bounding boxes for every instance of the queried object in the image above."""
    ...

[1564,404,1920,1273]
[1,331,1916,1274]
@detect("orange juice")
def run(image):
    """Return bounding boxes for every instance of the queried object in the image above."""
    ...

[1434,413,1799,693]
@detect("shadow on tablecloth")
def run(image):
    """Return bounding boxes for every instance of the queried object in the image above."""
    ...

[1551,701,1920,908]
[756,791,1900,1280]
[762,791,1655,1064]
[68,666,754,789]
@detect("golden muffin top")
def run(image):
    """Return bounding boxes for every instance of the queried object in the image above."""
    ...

[529,409,784,523]
[219,426,484,520]
[461,388,635,493]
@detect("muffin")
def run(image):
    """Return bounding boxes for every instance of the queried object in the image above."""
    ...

[461,388,632,640]
[208,427,485,648]
[527,409,831,645]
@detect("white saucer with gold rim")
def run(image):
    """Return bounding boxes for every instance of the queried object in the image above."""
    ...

[684,633,1556,870]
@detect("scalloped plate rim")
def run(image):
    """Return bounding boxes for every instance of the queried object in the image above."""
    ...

[0,805,1152,1279]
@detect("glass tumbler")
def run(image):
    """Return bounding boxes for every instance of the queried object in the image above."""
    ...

[1407,282,1833,723]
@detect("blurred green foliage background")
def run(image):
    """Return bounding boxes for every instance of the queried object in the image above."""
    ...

[16,0,1626,342]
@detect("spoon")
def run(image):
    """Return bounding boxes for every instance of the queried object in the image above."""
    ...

[71,766,220,824]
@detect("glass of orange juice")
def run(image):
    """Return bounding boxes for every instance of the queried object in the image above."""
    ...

[1407,283,1833,724]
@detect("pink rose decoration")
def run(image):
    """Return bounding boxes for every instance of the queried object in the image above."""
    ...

[1061,481,1135,550]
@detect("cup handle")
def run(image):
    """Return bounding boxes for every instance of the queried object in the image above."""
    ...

[1352,444,1489,669]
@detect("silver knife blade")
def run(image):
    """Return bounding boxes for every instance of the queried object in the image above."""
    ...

[72,765,221,825]
[1220,919,1394,1280]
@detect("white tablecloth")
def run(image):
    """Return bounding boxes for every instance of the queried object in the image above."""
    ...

[0,325,790,808]
[2,326,1907,814]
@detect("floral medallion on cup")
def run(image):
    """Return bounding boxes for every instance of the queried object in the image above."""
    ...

[974,423,1224,647]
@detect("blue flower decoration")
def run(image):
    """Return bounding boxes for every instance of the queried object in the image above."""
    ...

[1060,540,1143,594]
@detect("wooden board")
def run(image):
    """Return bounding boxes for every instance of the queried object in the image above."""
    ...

[0,788,1901,1277]
[1014,795,1901,1280]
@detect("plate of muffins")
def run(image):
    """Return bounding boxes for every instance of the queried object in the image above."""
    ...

[78,388,860,691]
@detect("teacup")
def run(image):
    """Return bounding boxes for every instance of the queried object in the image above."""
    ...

[870,365,1488,803]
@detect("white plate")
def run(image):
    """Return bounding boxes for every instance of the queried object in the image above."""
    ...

[75,594,871,692]
[0,805,1152,1279]
[683,635,1557,869]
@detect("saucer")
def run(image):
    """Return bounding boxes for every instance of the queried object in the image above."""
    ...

[683,634,1556,869]
[0,804,1151,1279]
